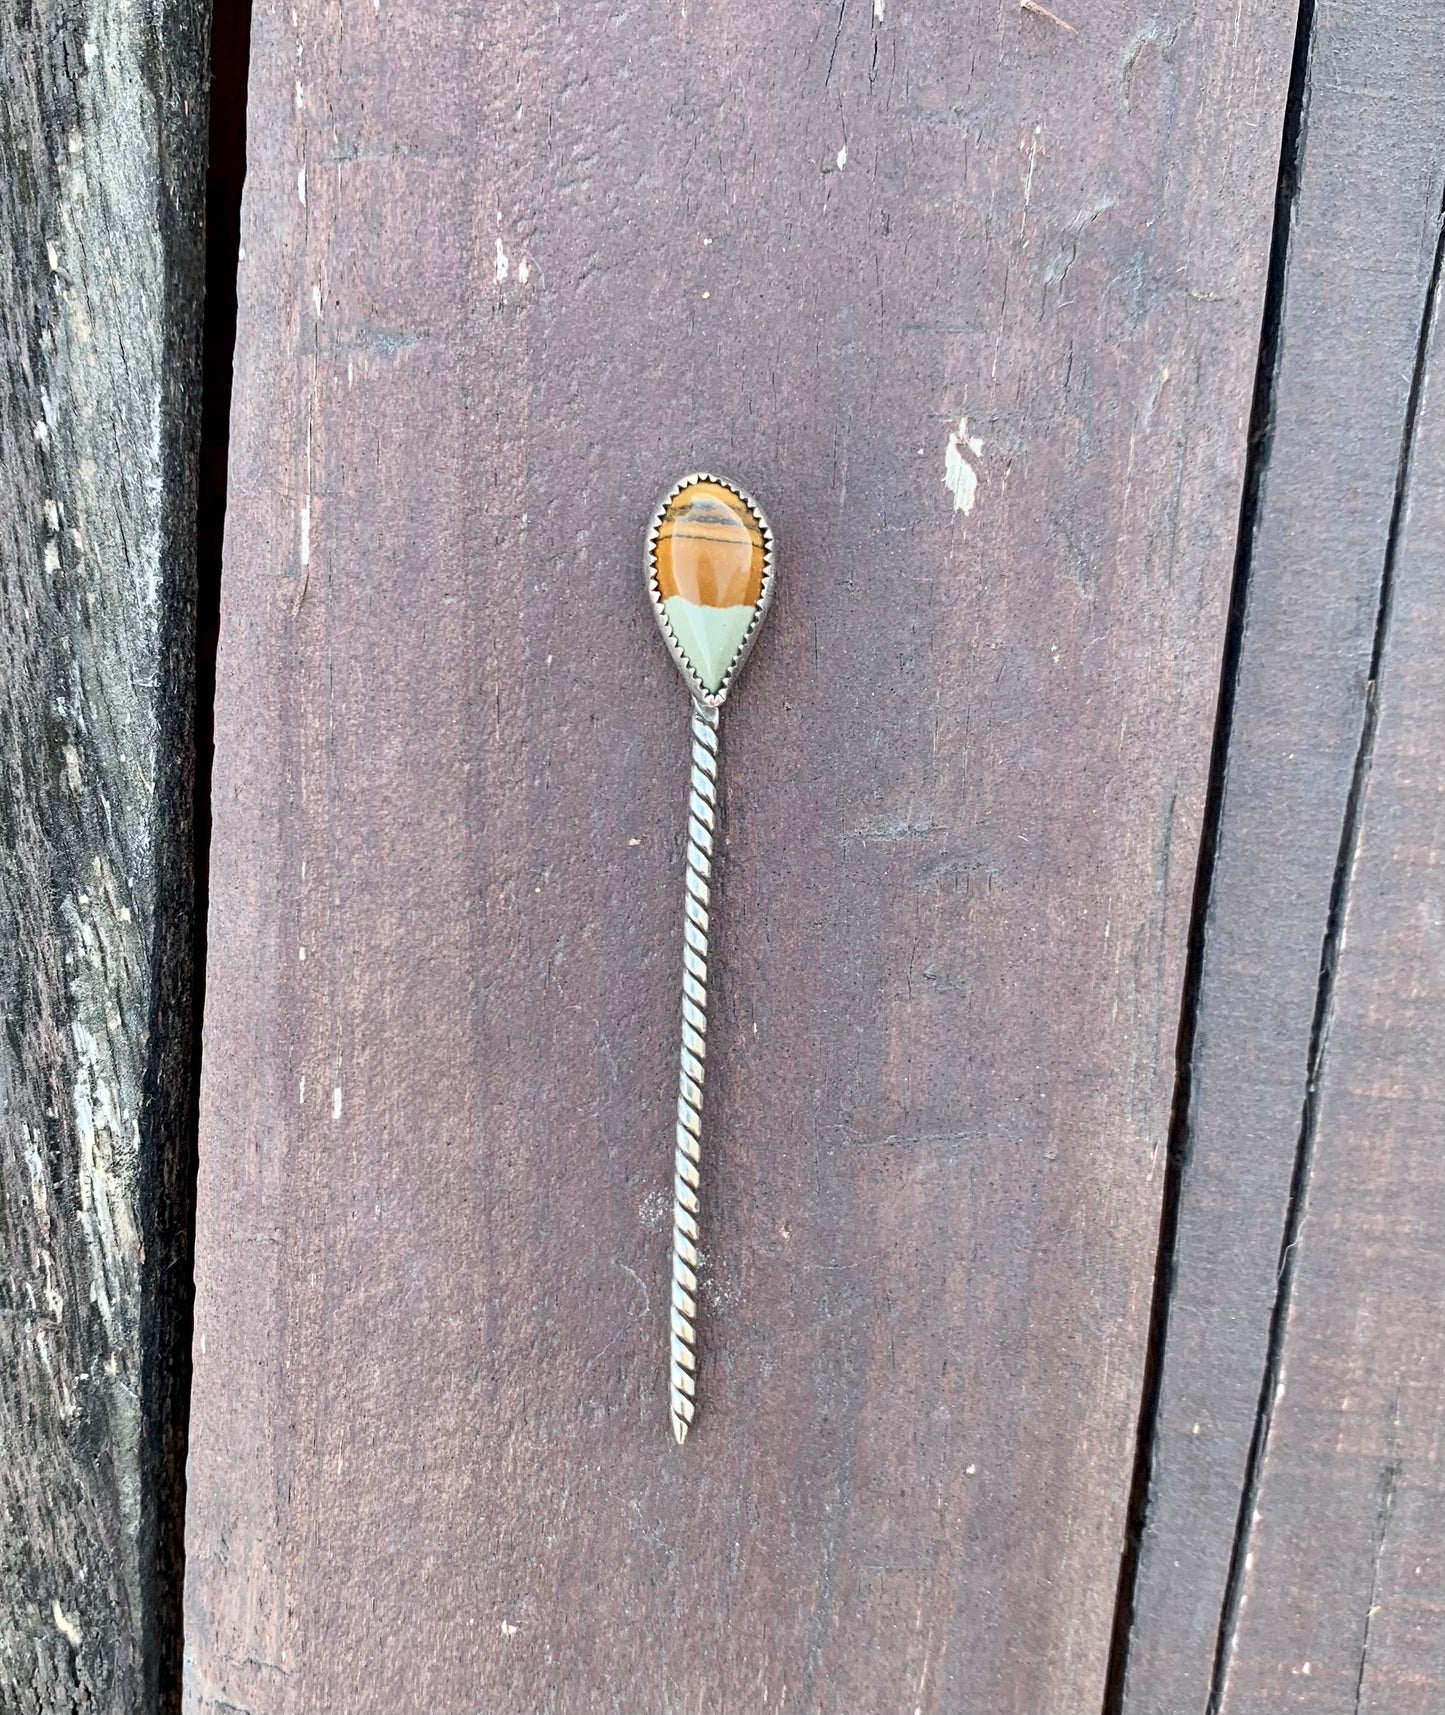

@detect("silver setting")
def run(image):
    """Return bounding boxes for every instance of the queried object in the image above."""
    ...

[645,471,776,710]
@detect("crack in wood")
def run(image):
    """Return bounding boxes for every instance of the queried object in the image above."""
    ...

[1204,159,1445,1715]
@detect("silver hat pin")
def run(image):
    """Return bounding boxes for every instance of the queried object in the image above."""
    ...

[645,473,777,1444]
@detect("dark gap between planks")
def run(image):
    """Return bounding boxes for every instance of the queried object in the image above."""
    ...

[1203,157,1445,1715]
[166,0,252,1706]
[1098,3,1320,1710]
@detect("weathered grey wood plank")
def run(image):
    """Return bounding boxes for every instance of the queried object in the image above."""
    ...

[183,3,1295,1710]
[1118,8,1445,1711]
[1215,239,1445,1715]
[0,4,208,1710]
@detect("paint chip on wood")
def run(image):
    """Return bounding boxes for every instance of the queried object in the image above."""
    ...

[52,1600,82,1648]
[944,418,984,513]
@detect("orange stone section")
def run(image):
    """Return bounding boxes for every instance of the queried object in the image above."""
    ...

[653,480,765,608]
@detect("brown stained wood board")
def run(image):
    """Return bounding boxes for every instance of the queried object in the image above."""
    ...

[183,4,1294,1711]
[1,6,207,1711]
[1118,9,1445,1713]
[1213,257,1445,1715]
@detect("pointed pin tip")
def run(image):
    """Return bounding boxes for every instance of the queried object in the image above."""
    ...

[672,1416,689,1446]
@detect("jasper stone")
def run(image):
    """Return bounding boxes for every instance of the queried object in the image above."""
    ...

[652,480,767,691]
[654,481,765,608]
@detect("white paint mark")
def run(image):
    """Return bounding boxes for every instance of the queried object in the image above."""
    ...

[332,1085,343,1120]
[1025,125,1042,191]
[83,39,97,66]
[337,1453,344,1475]
[638,1188,670,1230]
[47,243,59,271]
[943,417,981,514]
[616,1258,651,1318]
[965,1463,977,1475]
[874,0,885,17]
[517,256,530,285]
[53,1600,83,1648]
[299,1075,306,1106]
[836,144,848,170]
[300,417,313,566]
[1022,124,1042,234]
[238,245,246,261]
[34,421,50,446]
[501,1621,520,1637]
[298,945,306,961]
[297,167,307,206]
[312,283,323,319]
[24,1130,50,1223]
[495,237,509,282]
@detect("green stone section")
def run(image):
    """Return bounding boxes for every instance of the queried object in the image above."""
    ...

[662,595,755,691]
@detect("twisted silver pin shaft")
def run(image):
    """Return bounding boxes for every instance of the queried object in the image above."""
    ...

[671,699,720,1444]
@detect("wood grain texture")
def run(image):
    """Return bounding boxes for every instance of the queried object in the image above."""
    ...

[1214,246,1445,1715]
[1118,9,1445,1711]
[0,2,208,1710]
[183,3,1295,1710]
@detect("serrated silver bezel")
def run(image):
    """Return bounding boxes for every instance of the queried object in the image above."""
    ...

[645,471,777,709]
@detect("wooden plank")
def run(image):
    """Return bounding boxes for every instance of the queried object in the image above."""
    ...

[183,3,1295,1710]
[1213,245,1445,1715]
[1118,9,1445,1711]
[0,7,208,1712]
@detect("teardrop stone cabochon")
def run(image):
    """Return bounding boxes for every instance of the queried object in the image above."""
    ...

[648,476,773,696]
